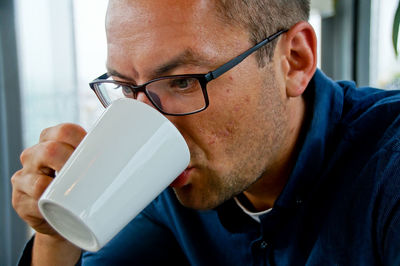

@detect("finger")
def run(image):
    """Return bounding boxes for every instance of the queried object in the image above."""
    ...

[20,140,75,174]
[39,123,87,148]
[11,190,58,235]
[12,189,43,220]
[11,170,61,235]
[12,171,54,200]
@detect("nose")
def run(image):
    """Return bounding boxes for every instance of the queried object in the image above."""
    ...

[136,91,164,113]
[136,92,183,131]
[136,91,154,107]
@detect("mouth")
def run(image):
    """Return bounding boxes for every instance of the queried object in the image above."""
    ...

[170,167,194,188]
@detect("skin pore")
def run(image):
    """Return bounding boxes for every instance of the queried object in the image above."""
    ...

[106,0,316,211]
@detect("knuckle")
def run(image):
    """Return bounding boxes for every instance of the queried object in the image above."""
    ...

[56,123,82,141]
[40,123,76,141]
[43,140,61,158]
[19,148,32,165]
[11,190,21,209]
[56,123,72,140]
[11,197,18,212]
[10,169,23,186]
[10,184,42,223]
[39,126,52,142]
[11,190,26,213]
[39,123,86,147]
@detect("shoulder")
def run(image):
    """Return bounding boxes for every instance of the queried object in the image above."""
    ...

[370,140,400,263]
[335,80,400,147]
[338,81,400,130]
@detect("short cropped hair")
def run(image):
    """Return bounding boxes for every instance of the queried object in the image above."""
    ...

[215,0,310,65]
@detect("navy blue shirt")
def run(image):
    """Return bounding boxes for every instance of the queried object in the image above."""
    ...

[80,70,400,265]
[20,70,400,265]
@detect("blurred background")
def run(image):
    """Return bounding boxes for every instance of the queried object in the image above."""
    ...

[1,0,399,264]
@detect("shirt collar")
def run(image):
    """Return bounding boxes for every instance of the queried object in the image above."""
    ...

[234,197,272,223]
[274,69,344,209]
[216,69,345,232]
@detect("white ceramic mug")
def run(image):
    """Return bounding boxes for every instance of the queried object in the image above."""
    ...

[38,99,190,252]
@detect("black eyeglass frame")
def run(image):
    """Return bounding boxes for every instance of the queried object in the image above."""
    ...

[89,29,288,116]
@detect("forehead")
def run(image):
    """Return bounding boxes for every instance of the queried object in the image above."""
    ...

[105,0,249,80]
[107,0,212,24]
[106,0,221,43]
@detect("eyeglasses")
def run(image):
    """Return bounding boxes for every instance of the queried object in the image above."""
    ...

[89,29,287,116]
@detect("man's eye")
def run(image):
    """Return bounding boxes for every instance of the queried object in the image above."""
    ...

[121,86,130,93]
[171,78,190,88]
[168,78,198,92]
[121,86,133,97]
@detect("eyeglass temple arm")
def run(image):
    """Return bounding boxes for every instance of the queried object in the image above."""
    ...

[98,73,110,79]
[205,29,288,82]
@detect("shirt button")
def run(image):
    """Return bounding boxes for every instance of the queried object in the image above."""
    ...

[259,240,268,249]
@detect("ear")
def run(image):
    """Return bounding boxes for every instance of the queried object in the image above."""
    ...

[279,21,317,98]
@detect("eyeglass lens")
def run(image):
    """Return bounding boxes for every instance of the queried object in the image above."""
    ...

[94,76,206,115]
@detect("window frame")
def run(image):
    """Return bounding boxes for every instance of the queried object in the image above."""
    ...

[0,0,28,265]
[321,0,372,86]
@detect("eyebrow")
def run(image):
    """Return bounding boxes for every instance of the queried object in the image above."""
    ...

[107,69,133,81]
[151,48,212,78]
[106,48,213,83]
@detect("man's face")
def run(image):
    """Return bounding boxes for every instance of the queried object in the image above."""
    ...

[106,0,291,210]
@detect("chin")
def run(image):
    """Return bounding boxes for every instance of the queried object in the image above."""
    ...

[172,185,225,210]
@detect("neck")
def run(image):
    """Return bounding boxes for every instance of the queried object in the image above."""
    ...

[243,96,307,211]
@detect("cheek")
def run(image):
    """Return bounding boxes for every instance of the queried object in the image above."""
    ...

[199,92,255,153]
[177,68,276,163]
[203,119,236,146]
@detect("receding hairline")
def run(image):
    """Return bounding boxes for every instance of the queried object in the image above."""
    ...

[212,0,310,65]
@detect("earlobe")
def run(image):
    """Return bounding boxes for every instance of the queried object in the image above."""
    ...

[281,21,317,98]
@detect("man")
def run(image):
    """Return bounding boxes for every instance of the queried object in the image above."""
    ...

[11,0,400,265]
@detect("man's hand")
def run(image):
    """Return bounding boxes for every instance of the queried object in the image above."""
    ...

[11,123,87,265]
